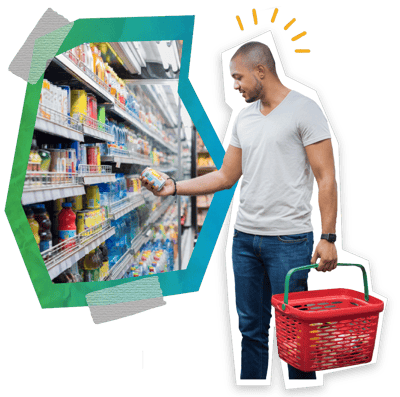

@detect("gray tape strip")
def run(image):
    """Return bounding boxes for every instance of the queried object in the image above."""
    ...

[9,8,71,83]
[89,297,166,324]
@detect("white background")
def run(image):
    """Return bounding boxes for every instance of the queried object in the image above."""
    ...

[222,32,387,389]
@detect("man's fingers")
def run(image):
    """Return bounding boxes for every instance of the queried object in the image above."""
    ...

[311,250,319,265]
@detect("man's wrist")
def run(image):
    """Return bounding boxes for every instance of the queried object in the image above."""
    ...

[321,233,336,243]
[167,177,177,196]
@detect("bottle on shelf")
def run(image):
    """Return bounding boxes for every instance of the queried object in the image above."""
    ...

[33,204,53,255]
[25,206,40,249]
[58,202,77,250]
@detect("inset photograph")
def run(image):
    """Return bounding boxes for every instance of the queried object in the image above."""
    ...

[22,40,213,283]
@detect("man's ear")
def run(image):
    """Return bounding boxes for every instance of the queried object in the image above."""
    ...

[256,64,266,80]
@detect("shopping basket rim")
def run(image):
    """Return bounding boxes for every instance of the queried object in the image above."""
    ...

[271,288,384,321]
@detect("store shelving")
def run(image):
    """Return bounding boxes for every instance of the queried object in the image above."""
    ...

[55,52,178,154]
[22,185,86,206]
[44,220,115,280]
[130,227,152,253]
[23,41,195,283]
[107,194,145,220]
[101,154,152,167]
[35,112,84,142]
[54,53,115,103]
[106,250,134,281]
[144,196,175,228]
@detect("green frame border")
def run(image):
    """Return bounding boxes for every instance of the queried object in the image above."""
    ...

[5,16,236,308]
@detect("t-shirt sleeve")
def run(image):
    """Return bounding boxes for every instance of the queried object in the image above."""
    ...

[298,99,331,147]
[229,113,241,148]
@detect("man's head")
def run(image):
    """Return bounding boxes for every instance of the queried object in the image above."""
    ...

[230,42,278,103]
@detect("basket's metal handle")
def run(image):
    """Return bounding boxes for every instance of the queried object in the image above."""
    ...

[281,263,369,311]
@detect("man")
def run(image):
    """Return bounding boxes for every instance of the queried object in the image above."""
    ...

[140,41,338,380]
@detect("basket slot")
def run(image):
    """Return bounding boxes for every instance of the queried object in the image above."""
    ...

[275,310,380,372]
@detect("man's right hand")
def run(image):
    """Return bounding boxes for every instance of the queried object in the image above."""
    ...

[140,169,175,197]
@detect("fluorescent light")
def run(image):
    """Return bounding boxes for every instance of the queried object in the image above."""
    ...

[157,41,171,70]
[119,42,142,74]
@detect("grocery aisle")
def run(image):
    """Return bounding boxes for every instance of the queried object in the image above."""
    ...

[23,41,195,283]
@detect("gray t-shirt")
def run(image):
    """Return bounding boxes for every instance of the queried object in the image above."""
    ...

[230,90,331,236]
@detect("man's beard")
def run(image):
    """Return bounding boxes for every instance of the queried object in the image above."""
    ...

[245,78,263,103]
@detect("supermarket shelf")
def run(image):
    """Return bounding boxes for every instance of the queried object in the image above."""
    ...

[82,125,115,142]
[130,227,152,253]
[131,153,153,166]
[141,84,176,128]
[141,189,153,200]
[197,205,210,210]
[55,54,115,102]
[101,154,152,167]
[106,103,178,154]
[129,196,175,253]
[158,166,177,173]
[35,116,84,142]
[46,225,116,280]
[22,185,85,205]
[102,155,135,166]
[107,250,134,281]
[197,149,209,154]
[108,195,146,220]
[81,173,116,185]
[145,196,175,227]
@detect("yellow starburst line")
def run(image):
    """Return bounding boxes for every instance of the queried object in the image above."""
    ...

[271,8,278,23]
[236,15,244,31]
[292,31,307,41]
[284,18,296,30]
[295,49,311,53]
[253,9,258,25]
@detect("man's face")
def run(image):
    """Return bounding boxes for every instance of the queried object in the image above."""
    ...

[230,56,263,103]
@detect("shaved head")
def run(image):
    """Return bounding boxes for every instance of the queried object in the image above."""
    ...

[231,41,277,76]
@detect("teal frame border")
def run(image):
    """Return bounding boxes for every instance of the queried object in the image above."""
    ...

[5,16,236,308]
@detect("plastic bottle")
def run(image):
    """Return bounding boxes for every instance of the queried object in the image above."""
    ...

[83,248,102,282]
[33,204,53,253]
[25,206,40,248]
[58,202,76,250]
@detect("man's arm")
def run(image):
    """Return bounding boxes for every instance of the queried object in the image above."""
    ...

[140,145,242,196]
[305,138,338,272]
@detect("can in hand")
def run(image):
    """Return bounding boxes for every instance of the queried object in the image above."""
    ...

[142,168,166,192]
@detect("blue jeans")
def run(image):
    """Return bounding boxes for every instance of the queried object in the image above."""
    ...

[232,229,316,380]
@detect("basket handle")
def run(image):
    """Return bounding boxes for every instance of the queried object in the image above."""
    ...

[281,263,369,311]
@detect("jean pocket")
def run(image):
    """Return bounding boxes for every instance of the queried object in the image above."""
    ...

[278,233,308,243]
[233,229,239,238]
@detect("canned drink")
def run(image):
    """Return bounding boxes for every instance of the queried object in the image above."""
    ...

[87,146,97,173]
[142,168,166,191]
[70,89,87,124]
[86,185,100,209]
[69,195,83,212]
[87,94,97,128]
[77,210,92,236]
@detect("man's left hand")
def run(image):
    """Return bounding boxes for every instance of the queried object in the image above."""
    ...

[311,240,338,272]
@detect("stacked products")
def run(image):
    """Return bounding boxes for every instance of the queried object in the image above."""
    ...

[23,40,188,284]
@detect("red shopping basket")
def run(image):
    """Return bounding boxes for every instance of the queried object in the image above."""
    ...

[271,263,384,372]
